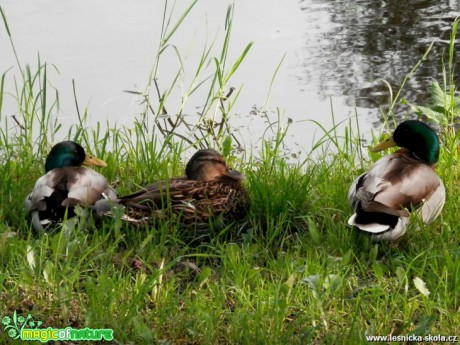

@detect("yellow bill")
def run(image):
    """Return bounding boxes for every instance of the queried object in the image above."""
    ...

[371,136,397,152]
[83,154,107,167]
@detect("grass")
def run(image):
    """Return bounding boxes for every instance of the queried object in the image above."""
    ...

[1,2,459,344]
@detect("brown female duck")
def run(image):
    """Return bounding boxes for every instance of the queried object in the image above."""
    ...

[108,149,249,227]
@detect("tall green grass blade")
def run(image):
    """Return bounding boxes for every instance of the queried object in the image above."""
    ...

[161,0,198,46]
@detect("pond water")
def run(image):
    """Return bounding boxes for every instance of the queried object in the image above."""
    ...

[1,0,459,152]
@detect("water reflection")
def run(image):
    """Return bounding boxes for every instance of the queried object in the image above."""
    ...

[2,0,459,147]
[299,0,460,123]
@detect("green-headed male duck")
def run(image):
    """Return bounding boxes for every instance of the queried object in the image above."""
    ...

[348,120,445,241]
[24,141,117,232]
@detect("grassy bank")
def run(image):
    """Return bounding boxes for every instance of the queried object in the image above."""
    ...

[1,3,459,344]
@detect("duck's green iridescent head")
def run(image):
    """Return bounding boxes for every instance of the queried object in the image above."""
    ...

[372,120,440,164]
[45,141,107,172]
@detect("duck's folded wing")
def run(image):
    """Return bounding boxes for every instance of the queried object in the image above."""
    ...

[25,167,115,211]
[24,174,55,212]
[63,168,116,206]
[120,178,229,211]
[350,153,444,215]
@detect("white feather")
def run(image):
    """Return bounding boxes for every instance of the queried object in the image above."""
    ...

[347,214,390,233]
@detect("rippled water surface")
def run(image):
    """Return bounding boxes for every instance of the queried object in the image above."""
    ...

[299,0,460,125]
[1,0,459,148]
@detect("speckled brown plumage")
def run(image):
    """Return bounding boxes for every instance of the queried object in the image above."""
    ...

[113,149,250,228]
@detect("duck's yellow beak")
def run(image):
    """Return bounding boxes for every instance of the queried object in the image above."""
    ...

[371,136,397,152]
[83,154,107,167]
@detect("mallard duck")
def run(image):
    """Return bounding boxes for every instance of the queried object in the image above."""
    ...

[100,149,249,228]
[24,141,117,232]
[348,120,445,241]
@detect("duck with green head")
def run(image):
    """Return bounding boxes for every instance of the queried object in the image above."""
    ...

[24,141,117,232]
[348,120,445,241]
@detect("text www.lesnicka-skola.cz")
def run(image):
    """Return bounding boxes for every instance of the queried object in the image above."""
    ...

[366,334,458,343]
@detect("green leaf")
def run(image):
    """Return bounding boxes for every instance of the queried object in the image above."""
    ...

[0,6,11,37]
[307,217,321,245]
[369,244,378,262]
[222,136,232,157]
[341,249,352,266]
[413,276,430,297]
[198,267,212,287]
[323,274,340,292]
[161,0,198,45]
[302,274,320,290]
[430,81,446,108]
[395,266,405,282]
[43,260,56,285]
[224,41,254,84]
[214,58,224,88]
[281,273,296,297]
[410,315,436,336]
[26,245,35,271]
[409,104,445,125]
[372,262,383,278]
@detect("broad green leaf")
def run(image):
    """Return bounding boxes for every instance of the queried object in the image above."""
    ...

[395,266,405,282]
[26,245,35,271]
[222,135,232,157]
[413,276,430,297]
[430,81,446,108]
[369,244,378,262]
[307,216,321,245]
